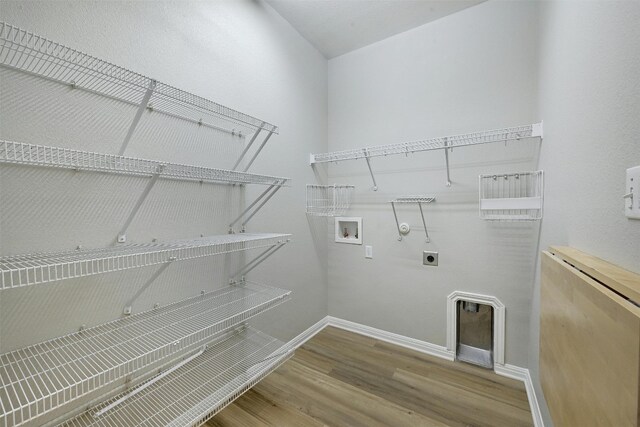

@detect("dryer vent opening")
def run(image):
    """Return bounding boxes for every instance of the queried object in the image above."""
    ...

[456,300,494,369]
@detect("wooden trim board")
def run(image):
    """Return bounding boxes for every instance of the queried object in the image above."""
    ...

[541,250,640,426]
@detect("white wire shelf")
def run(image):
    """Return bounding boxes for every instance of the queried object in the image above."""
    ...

[0,281,290,427]
[390,196,436,242]
[305,184,355,217]
[479,171,544,221]
[60,327,292,427]
[0,233,291,290]
[390,196,436,204]
[0,22,277,136]
[310,123,543,164]
[0,140,290,187]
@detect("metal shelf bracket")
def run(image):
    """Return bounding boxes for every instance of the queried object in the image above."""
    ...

[228,180,284,233]
[117,164,164,243]
[230,239,289,282]
[119,79,157,156]
[363,149,378,191]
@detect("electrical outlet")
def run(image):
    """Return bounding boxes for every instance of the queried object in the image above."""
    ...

[423,251,438,266]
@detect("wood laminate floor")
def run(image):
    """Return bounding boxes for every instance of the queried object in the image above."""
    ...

[208,327,533,427]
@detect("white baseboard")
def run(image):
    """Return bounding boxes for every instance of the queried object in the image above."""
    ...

[494,364,544,427]
[326,316,455,361]
[288,316,543,427]
[286,316,329,350]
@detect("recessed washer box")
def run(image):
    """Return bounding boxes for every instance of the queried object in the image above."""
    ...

[335,217,362,244]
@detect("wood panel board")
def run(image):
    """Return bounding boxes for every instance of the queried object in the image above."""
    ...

[540,250,640,427]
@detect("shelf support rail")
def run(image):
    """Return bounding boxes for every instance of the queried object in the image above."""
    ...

[228,180,284,233]
[117,164,164,243]
[230,239,289,282]
[243,130,274,172]
[232,122,274,172]
[119,79,157,156]
[93,346,206,418]
[123,256,177,315]
[363,149,378,191]
[443,137,452,187]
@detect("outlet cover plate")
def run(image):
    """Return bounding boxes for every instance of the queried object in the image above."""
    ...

[423,251,438,266]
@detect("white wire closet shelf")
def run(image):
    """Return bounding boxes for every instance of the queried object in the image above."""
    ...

[0,140,290,187]
[305,184,355,216]
[310,122,543,189]
[0,233,291,290]
[0,281,290,427]
[61,327,292,427]
[479,171,544,221]
[0,22,277,136]
[389,196,436,242]
[310,124,542,163]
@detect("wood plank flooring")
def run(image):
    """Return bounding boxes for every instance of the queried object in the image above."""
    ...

[207,327,533,427]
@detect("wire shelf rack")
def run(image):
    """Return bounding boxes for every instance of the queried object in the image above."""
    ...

[0,140,290,187]
[305,184,355,217]
[60,327,292,427]
[0,22,277,135]
[0,281,290,427]
[310,123,542,164]
[479,171,544,221]
[0,233,291,290]
[389,196,436,242]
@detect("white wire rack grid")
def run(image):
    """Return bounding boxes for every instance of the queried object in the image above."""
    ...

[0,233,291,290]
[479,171,544,221]
[0,281,290,427]
[0,22,277,136]
[390,196,436,204]
[305,184,355,216]
[389,196,436,242]
[0,140,290,187]
[60,327,291,427]
[310,123,543,164]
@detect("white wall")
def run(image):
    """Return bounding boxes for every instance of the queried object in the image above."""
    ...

[0,0,328,355]
[530,2,640,425]
[326,0,540,368]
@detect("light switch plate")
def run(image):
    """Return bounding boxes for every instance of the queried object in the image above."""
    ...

[626,166,640,220]
[365,245,373,259]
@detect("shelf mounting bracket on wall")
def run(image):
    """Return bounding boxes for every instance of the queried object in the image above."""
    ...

[232,122,263,170]
[390,197,436,242]
[123,256,177,315]
[232,123,274,172]
[443,137,452,187]
[117,164,164,243]
[228,180,285,233]
[118,79,157,156]
[229,239,289,283]
[363,149,378,191]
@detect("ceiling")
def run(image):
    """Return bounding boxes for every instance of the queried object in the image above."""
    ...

[265,0,485,59]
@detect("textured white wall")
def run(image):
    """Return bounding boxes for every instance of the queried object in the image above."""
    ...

[529,2,640,425]
[326,0,540,368]
[0,0,328,356]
